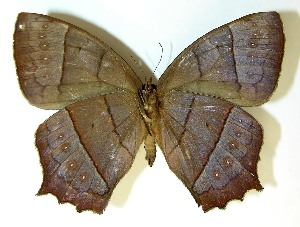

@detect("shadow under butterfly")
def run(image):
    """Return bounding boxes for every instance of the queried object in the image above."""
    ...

[13,12,284,213]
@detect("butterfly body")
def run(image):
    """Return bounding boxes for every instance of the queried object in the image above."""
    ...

[139,81,159,166]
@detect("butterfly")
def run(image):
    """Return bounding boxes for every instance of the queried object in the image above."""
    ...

[13,12,284,213]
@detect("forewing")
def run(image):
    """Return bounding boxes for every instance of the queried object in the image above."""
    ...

[36,92,148,213]
[157,12,284,106]
[14,13,141,109]
[153,91,263,211]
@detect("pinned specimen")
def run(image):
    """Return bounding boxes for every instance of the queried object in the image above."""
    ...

[14,12,284,213]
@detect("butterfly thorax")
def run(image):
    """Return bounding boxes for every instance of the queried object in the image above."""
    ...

[140,82,159,123]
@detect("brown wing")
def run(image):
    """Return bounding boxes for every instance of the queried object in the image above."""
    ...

[36,92,148,213]
[157,12,284,106]
[152,91,263,211]
[14,13,141,109]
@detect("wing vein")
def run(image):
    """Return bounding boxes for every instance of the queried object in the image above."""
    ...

[59,26,70,89]
[103,95,135,159]
[192,106,233,186]
[65,107,109,186]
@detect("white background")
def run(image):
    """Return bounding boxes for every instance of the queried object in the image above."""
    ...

[1,0,300,226]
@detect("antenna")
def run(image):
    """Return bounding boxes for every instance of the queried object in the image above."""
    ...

[130,54,147,83]
[153,43,163,76]
[130,43,164,84]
